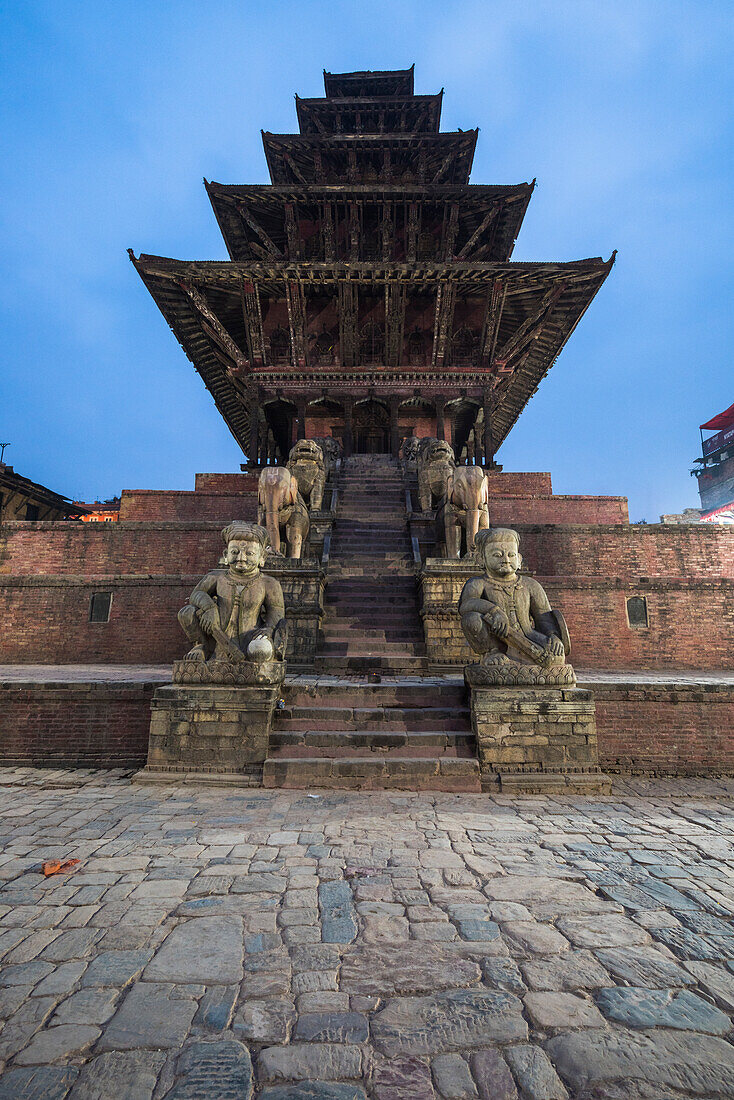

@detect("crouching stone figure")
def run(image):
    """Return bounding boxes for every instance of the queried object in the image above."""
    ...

[460,528,573,685]
[178,521,287,670]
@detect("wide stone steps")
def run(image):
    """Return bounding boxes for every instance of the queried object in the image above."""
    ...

[319,640,425,656]
[262,755,480,791]
[275,705,469,731]
[270,729,473,754]
[263,453,466,787]
[312,654,431,674]
[283,681,466,707]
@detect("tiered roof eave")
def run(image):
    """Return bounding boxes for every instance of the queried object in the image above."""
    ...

[203,179,536,264]
[261,130,479,186]
[129,248,614,454]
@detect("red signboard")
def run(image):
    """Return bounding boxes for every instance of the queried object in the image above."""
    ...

[702,423,734,458]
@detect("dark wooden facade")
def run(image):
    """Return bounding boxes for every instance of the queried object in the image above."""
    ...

[131,67,614,464]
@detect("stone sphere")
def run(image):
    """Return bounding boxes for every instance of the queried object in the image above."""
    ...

[247,635,274,662]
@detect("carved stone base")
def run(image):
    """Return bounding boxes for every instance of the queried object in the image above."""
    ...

[136,677,284,781]
[465,660,576,687]
[172,658,285,686]
[467,680,610,794]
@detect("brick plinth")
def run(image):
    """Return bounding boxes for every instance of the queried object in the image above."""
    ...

[0,681,155,768]
[1,673,733,777]
[592,681,734,775]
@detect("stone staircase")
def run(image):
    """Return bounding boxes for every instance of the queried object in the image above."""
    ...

[265,454,480,791]
[318,453,426,674]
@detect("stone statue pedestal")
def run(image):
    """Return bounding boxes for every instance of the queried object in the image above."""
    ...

[465,667,610,794]
[135,660,285,785]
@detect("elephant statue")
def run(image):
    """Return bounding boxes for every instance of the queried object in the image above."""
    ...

[257,467,310,558]
[417,438,456,512]
[435,466,490,558]
[311,436,341,477]
[287,439,326,511]
[400,436,420,474]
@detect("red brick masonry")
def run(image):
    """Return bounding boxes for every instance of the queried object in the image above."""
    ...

[1,675,731,775]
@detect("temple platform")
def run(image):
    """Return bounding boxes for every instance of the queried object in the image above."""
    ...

[2,665,733,784]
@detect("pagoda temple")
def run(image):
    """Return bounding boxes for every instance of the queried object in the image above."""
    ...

[131,65,614,465]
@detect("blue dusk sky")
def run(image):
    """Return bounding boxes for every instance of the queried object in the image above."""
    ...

[1,0,732,520]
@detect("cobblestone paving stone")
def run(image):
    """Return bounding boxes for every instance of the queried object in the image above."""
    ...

[0,770,734,1098]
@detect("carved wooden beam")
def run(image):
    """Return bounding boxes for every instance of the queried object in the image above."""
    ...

[322,202,336,261]
[480,279,506,368]
[177,280,249,371]
[457,204,501,260]
[385,282,406,367]
[431,281,456,369]
[283,152,308,185]
[284,203,300,260]
[241,279,267,368]
[381,203,393,262]
[338,282,358,367]
[443,203,460,260]
[494,281,567,369]
[406,203,419,262]
[236,204,282,258]
[433,151,454,184]
[285,280,308,368]
[348,202,360,261]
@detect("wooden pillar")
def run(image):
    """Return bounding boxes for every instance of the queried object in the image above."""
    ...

[297,398,307,441]
[483,396,494,467]
[343,397,354,457]
[248,386,260,467]
[389,396,400,459]
[435,396,446,442]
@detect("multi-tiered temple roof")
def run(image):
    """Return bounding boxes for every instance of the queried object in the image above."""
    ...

[131,66,613,463]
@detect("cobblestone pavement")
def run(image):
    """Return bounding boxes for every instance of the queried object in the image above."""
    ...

[1,771,734,1098]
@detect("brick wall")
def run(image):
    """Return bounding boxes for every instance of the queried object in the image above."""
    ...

[0,563,324,667]
[488,496,629,525]
[593,682,734,775]
[119,491,258,521]
[421,564,734,670]
[486,472,553,496]
[0,577,194,664]
[0,682,155,768]
[0,522,224,577]
[518,523,734,579]
[1,678,731,775]
[194,473,259,493]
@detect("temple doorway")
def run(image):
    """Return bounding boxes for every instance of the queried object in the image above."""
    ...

[354,400,389,453]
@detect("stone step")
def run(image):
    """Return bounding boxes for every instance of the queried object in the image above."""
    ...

[283,681,466,707]
[313,655,431,673]
[322,631,423,644]
[321,623,423,637]
[262,756,481,791]
[275,706,470,730]
[319,641,425,656]
[271,729,473,751]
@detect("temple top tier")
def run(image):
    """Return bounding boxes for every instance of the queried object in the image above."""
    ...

[296,66,442,136]
[266,67,473,185]
[323,67,415,98]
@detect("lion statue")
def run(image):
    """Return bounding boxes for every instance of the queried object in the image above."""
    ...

[286,439,326,511]
[417,438,456,512]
